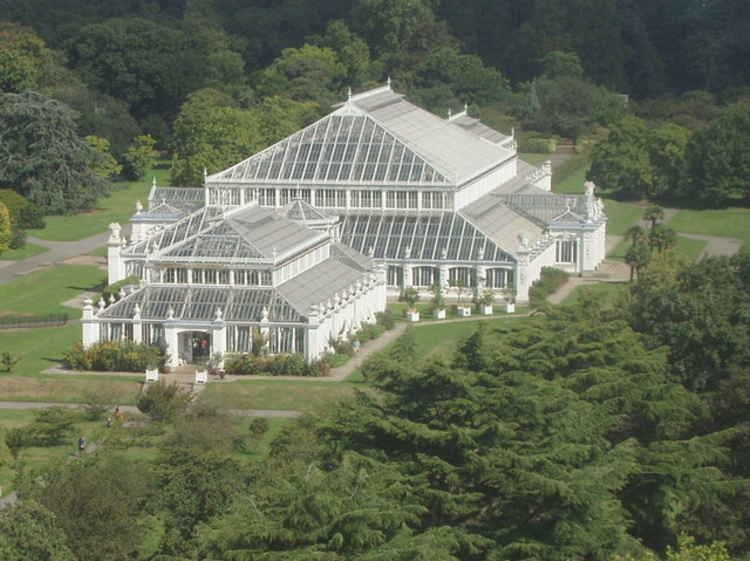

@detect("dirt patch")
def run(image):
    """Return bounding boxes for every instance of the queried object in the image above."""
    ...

[62,255,105,267]
[62,290,98,310]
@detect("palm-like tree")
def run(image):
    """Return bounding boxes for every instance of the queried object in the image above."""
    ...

[643,205,665,229]
[625,225,648,245]
[648,224,678,253]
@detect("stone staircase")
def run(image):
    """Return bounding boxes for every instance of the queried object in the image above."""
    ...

[141,364,208,396]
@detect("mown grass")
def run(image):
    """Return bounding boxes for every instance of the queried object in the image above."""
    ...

[609,236,708,262]
[519,152,550,166]
[669,207,750,252]
[198,380,361,412]
[561,282,629,307]
[553,154,589,194]
[0,243,48,261]
[27,164,170,241]
[386,301,522,322]
[0,265,104,317]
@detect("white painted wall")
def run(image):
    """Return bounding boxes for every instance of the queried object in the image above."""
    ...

[454,158,517,210]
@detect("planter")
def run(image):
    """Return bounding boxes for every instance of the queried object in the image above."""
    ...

[434,308,446,320]
[506,302,516,314]
[458,306,472,317]
[482,304,493,315]
[408,310,420,322]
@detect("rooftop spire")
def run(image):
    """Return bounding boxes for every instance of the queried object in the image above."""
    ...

[347,87,352,101]
[386,75,391,88]
[448,107,452,119]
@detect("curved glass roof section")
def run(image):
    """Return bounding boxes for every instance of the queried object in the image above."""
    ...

[209,111,451,186]
[98,286,303,323]
[126,207,222,256]
[339,213,515,263]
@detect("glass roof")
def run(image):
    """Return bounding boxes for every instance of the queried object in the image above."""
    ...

[160,221,265,261]
[126,207,221,256]
[210,113,450,186]
[339,213,515,263]
[98,286,304,323]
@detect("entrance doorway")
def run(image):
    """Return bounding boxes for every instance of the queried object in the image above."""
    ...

[179,331,211,365]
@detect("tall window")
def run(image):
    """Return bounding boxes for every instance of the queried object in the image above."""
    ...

[422,191,446,210]
[412,266,435,287]
[351,190,383,209]
[448,267,476,287]
[258,189,276,207]
[317,189,345,208]
[486,268,511,288]
[387,265,403,287]
[556,240,577,263]
[385,191,418,209]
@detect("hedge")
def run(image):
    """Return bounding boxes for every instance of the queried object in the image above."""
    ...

[520,137,557,154]
[528,267,570,308]
[64,341,167,372]
[224,353,330,377]
[0,313,69,329]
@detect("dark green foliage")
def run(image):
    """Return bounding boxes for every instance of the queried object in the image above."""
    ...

[375,309,396,330]
[136,381,192,422]
[528,266,569,308]
[20,455,151,561]
[0,351,20,372]
[64,341,166,372]
[519,135,557,153]
[684,103,750,206]
[0,92,109,214]
[0,500,77,561]
[0,189,45,229]
[223,353,329,377]
[248,417,270,439]
[5,407,75,450]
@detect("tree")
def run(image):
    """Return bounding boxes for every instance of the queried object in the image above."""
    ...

[541,50,584,79]
[85,136,121,179]
[684,103,750,205]
[648,224,677,254]
[0,501,77,561]
[0,22,53,93]
[22,455,150,561]
[0,92,109,214]
[0,203,10,254]
[648,123,690,198]
[625,241,651,281]
[643,205,665,229]
[136,380,191,422]
[255,44,346,109]
[122,135,157,180]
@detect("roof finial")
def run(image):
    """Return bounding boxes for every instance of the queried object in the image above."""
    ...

[448,107,452,119]
[203,167,208,185]
[152,176,157,188]
[347,87,352,101]
[464,102,468,114]
[386,75,391,88]
[511,126,515,138]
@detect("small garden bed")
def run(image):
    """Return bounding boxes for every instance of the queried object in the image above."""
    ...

[63,341,167,372]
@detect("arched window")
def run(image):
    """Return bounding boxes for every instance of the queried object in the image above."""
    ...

[387,265,403,287]
[412,266,436,287]
[448,267,476,287]
[486,268,512,289]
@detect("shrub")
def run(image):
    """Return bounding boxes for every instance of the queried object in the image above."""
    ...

[248,418,270,439]
[136,380,191,421]
[329,337,354,357]
[520,136,557,153]
[0,189,45,229]
[64,341,167,372]
[1,352,20,372]
[6,407,77,452]
[375,310,395,330]
[224,353,329,377]
[9,227,25,249]
[353,322,385,343]
[80,387,119,420]
[528,266,570,308]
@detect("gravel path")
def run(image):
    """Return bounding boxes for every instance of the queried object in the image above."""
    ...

[0,232,110,284]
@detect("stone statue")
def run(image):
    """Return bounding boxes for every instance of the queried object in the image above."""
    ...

[584,181,596,198]
[518,232,529,250]
[135,200,143,214]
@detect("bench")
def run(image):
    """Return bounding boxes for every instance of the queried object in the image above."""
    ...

[145,368,159,383]
[195,370,208,384]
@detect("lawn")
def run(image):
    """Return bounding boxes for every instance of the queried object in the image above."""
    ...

[0,265,105,317]
[0,243,48,261]
[411,317,530,359]
[553,154,589,194]
[26,164,170,242]
[198,380,362,412]
[669,207,750,252]
[387,301,521,322]
[609,235,708,262]
[561,282,629,306]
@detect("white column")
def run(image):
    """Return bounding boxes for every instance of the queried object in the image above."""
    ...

[133,304,143,344]
[212,308,226,367]
[81,299,99,349]
[476,265,486,291]
[305,306,321,362]
[164,323,179,368]
[402,263,412,289]
[514,253,531,304]
[107,223,124,284]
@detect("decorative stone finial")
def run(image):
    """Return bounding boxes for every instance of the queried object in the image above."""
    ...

[387,75,391,88]
[133,303,141,319]
[215,307,223,321]
[118,287,126,299]
[464,102,468,114]
[441,246,448,259]
[108,223,121,244]
[135,200,143,214]
[511,126,515,138]
[152,176,157,188]
[98,298,106,312]
[108,294,116,305]
[261,306,269,322]
[518,232,529,250]
[167,305,175,320]
[478,245,485,260]
[347,87,352,101]
[448,107,452,119]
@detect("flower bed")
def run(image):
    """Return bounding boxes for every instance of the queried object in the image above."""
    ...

[64,341,167,372]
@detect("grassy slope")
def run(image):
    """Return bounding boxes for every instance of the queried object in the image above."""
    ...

[27,165,171,241]
[609,236,708,262]
[0,243,48,261]
[669,207,750,252]
[561,282,629,306]
[199,380,360,412]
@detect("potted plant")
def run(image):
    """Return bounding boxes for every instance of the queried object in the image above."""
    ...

[402,287,420,322]
[430,282,446,319]
[480,289,494,315]
[504,291,516,314]
[454,279,471,316]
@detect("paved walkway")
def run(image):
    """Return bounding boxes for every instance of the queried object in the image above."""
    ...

[0,232,109,284]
